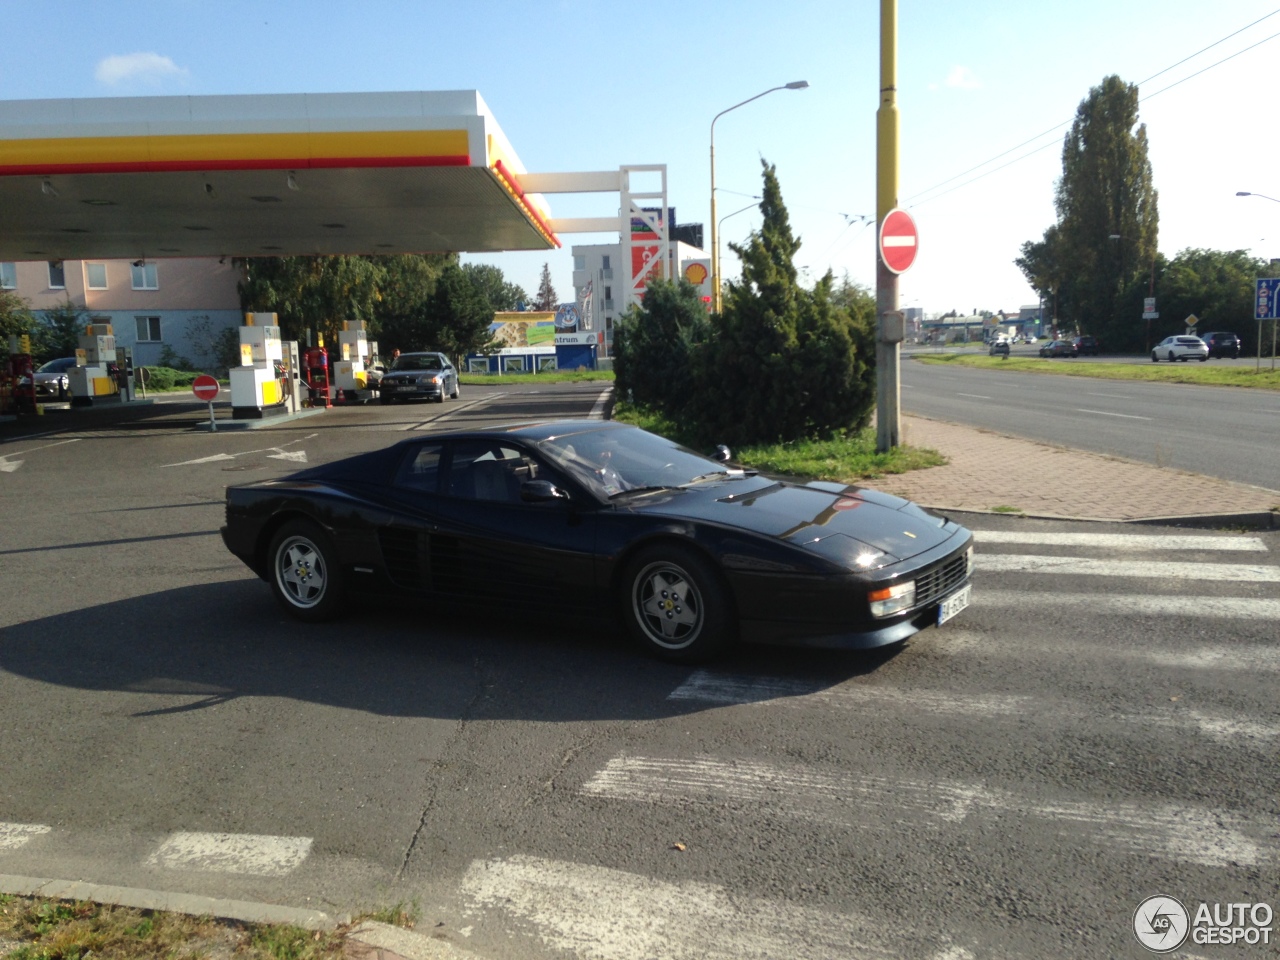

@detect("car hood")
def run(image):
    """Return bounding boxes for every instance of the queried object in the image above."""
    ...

[383,369,444,379]
[628,476,961,568]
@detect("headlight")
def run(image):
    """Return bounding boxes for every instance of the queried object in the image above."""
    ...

[431,375,442,384]
[966,545,975,576]
[868,580,916,618]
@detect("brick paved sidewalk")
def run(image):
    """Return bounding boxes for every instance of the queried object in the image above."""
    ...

[870,415,1280,524]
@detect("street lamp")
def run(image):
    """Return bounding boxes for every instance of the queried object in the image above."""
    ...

[1236,191,1280,203]
[709,81,809,313]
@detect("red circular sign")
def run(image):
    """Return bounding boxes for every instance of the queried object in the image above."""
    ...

[192,374,220,401]
[879,208,919,274]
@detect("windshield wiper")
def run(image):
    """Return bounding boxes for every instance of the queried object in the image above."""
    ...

[608,485,683,500]
[684,469,756,484]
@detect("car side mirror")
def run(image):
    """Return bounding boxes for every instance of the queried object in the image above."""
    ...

[713,445,732,463]
[521,480,570,503]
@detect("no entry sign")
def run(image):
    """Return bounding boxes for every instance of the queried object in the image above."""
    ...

[192,374,220,401]
[879,208,919,274]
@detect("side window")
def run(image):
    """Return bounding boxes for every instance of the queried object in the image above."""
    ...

[394,442,444,493]
[446,441,535,503]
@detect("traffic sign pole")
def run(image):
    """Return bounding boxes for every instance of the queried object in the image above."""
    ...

[875,0,902,454]
[191,374,220,431]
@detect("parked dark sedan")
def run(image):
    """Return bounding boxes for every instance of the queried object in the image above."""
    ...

[221,421,974,662]
[377,351,459,404]
[1202,331,1241,359]
[1039,339,1078,358]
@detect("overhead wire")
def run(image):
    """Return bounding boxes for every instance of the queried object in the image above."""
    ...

[904,9,1280,209]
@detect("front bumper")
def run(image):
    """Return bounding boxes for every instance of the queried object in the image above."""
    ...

[381,381,444,399]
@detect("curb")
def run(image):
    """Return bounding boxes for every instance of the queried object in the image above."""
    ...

[0,873,335,930]
[348,921,485,960]
[924,507,1280,530]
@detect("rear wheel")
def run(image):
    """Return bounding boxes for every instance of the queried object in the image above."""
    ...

[621,545,733,663]
[1169,351,1177,362]
[268,520,345,622]
[451,380,460,399]
[379,395,392,405]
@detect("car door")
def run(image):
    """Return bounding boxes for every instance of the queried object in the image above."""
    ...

[433,439,601,616]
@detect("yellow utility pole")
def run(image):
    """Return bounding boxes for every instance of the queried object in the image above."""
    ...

[875,0,902,452]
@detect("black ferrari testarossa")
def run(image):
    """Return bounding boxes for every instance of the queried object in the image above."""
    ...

[221,420,973,662]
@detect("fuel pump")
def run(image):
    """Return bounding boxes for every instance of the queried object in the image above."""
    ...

[303,339,331,408]
[332,320,379,403]
[2,334,36,414]
[68,323,119,406]
[229,312,285,419]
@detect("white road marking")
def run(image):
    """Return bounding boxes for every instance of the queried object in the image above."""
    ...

[669,670,1029,717]
[459,854,944,960]
[956,392,992,399]
[0,438,83,473]
[976,554,1280,582]
[589,388,611,419]
[670,671,1277,750]
[0,822,51,849]
[163,453,236,466]
[146,831,312,876]
[930,629,1280,673]
[267,450,308,462]
[978,589,1280,619]
[1075,408,1152,420]
[582,757,1274,868]
[972,530,1267,552]
[1085,392,1134,399]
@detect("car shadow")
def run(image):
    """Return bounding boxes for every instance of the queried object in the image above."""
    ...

[0,580,902,724]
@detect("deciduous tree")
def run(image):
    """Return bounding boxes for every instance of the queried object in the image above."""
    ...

[462,263,527,312]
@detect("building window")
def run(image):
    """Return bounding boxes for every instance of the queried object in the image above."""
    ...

[573,255,586,270]
[0,262,15,289]
[85,263,108,289]
[48,261,65,289]
[131,262,159,290]
[136,316,162,342]
[602,255,610,269]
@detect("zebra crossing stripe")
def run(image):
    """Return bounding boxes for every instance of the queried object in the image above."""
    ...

[669,670,1029,717]
[669,672,1277,749]
[459,854,971,960]
[0,822,51,850]
[976,554,1280,582]
[972,531,1267,552]
[146,831,312,876]
[582,757,1274,868]
[978,590,1280,619]
[929,629,1280,672]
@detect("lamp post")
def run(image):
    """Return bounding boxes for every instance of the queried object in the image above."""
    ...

[1237,192,1279,369]
[709,81,808,313]
[1236,190,1280,204]
[714,201,761,301]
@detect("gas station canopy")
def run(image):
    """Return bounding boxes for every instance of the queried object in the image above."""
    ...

[0,90,558,262]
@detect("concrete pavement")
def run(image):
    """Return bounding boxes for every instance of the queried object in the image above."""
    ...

[872,413,1280,527]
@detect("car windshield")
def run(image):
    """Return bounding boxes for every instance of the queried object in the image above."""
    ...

[37,358,74,373]
[536,426,736,499]
[392,355,445,371]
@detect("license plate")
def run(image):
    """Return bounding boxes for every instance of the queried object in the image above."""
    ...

[392,384,415,392]
[937,583,971,626]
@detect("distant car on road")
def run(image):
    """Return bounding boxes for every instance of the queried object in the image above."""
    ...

[1152,335,1208,362]
[377,351,459,404]
[1039,340,1077,358]
[1201,332,1241,359]
[1072,335,1101,356]
[988,339,1010,357]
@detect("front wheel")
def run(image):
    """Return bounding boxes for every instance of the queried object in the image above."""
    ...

[1169,351,1177,362]
[268,520,345,622]
[1151,353,1159,363]
[621,545,733,663]
[1199,356,1207,362]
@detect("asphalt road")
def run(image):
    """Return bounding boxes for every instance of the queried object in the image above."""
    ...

[901,351,1280,490]
[1,384,1277,959]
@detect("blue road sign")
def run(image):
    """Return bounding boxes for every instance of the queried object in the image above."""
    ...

[1256,278,1280,320]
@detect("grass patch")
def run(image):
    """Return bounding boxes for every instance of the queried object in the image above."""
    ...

[0,894,347,960]
[459,369,615,386]
[914,353,1280,389]
[611,402,946,482]
[990,505,1024,514]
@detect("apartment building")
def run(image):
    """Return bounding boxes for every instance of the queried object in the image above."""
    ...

[1,257,242,365]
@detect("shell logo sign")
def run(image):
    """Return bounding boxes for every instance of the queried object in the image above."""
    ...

[683,262,708,285]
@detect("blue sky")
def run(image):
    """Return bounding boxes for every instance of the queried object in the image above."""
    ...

[2,1,1277,316]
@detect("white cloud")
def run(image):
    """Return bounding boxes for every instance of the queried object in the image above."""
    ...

[943,65,982,90]
[94,52,189,86]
